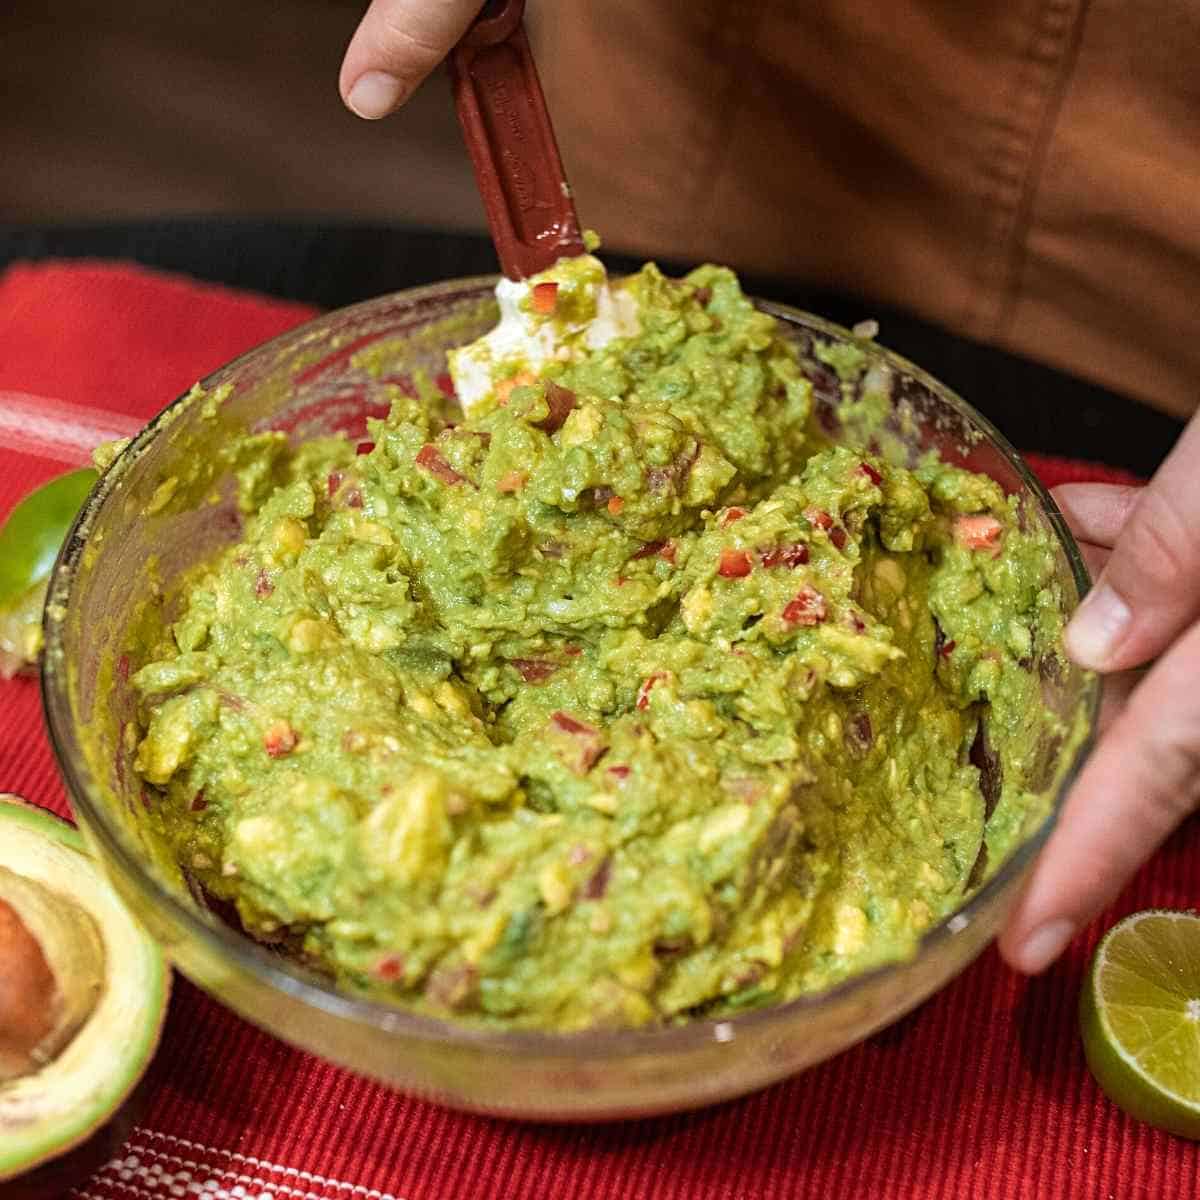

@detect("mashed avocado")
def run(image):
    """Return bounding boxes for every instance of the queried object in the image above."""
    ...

[130,263,1065,1030]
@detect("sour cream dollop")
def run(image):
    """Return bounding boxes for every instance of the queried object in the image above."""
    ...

[448,254,639,413]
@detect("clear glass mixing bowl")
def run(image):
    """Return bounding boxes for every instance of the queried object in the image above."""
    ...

[41,278,1098,1120]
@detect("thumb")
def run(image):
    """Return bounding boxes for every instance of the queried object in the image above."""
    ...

[1064,415,1200,672]
[340,0,481,120]
[999,619,1200,973]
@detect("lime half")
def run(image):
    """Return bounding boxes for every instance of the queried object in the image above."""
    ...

[1080,909,1200,1139]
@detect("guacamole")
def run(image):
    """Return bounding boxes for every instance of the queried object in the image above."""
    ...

[130,261,1065,1030]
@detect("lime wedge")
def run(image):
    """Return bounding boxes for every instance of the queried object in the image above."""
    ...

[1080,909,1200,1139]
[0,468,97,610]
[0,467,97,675]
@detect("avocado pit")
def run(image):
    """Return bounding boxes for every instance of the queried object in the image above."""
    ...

[0,868,105,1082]
[0,795,169,1190]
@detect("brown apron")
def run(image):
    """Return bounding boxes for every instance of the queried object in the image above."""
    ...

[538,1,1200,419]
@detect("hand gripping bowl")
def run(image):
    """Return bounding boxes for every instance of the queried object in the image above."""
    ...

[41,278,1099,1121]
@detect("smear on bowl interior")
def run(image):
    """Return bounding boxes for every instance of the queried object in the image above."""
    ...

[127,254,1066,1030]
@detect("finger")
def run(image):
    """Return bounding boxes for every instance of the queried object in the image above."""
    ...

[1096,668,1141,736]
[1078,541,1110,581]
[998,618,1200,973]
[1064,417,1200,671]
[1052,483,1142,550]
[340,0,479,119]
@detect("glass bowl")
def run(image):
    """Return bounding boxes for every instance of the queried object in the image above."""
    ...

[41,278,1098,1121]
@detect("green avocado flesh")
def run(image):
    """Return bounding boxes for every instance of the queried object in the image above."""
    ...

[0,796,168,1182]
[128,264,1068,1030]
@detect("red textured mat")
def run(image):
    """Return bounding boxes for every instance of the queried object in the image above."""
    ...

[0,261,1190,1200]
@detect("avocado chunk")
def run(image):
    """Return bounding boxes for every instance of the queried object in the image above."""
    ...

[0,794,169,1187]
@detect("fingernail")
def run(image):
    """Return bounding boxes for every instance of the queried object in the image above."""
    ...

[1065,582,1131,669]
[347,72,403,120]
[1018,919,1075,973]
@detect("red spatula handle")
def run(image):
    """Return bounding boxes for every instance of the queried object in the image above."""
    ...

[450,0,586,280]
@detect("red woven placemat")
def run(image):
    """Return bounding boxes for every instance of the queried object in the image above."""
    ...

[1,261,1191,1200]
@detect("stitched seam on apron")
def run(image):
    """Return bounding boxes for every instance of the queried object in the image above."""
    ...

[964,0,1088,338]
[994,0,1093,338]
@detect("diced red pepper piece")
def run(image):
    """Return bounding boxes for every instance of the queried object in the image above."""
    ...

[255,569,274,598]
[531,281,559,315]
[345,488,363,509]
[720,507,747,528]
[629,538,677,565]
[954,514,1004,551]
[190,789,207,812]
[830,526,848,551]
[512,658,559,683]
[718,548,754,578]
[263,720,298,758]
[606,764,630,781]
[549,711,606,774]
[781,586,828,627]
[939,638,957,658]
[564,644,583,657]
[760,542,809,568]
[327,470,344,498]
[607,496,625,515]
[496,470,527,493]
[532,381,576,434]
[356,441,375,456]
[636,672,668,711]
[551,711,595,736]
[415,443,466,485]
[858,462,883,487]
[805,507,834,531]
[372,953,405,982]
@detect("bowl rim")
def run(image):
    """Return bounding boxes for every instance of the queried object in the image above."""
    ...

[41,274,1101,1059]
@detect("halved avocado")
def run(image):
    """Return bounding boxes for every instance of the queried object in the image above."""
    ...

[0,794,169,1187]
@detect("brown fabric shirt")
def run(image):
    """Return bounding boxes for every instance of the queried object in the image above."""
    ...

[538,1,1200,419]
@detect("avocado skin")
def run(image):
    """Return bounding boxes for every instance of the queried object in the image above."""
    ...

[0,795,170,1189]
[3,1077,149,1200]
